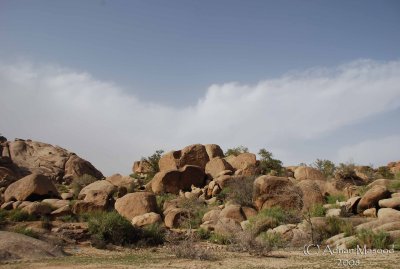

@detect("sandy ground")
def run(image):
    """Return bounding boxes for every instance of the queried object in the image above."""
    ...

[1,243,399,269]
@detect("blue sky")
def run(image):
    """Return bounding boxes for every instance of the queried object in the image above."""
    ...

[1,0,400,175]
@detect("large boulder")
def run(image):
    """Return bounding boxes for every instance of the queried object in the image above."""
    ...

[4,174,59,202]
[379,197,400,209]
[0,156,20,188]
[159,144,210,171]
[0,231,65,261]
[150,165,206,194]
[1,139,103,183]
[294,166,324,181]
[226,153,259,176]
[253,175,303,211]
[21,202,53,215]
[205,158,233,179]
[296,180,324,211]
[357,185,391,212]
[114,192,157,221]
[377,208,400,221]
[78,180,117,200]
[164,208,189,228]
[388,161,400,174]
[219,204,246,222]
[132,160,152,174]
[131,212,162,227]
[205,144,224,159]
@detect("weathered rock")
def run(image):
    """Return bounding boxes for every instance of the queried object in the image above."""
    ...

[242,206,257,219]
[205,158,233,179]
[226,153,259,176]
[379,197,400,209]
[114,192,157,221]
[214,217,242,235]
[4,174,59,202]
[164,208,189,228]
[202,209,221,223]
[131,212,162,227]
[297,180,324,211]
[72,201,104,214]
[363,208,377,218]
[0,157,19,188]
[150,165,206,194]
[78,180,116,200]
[214,175,233,188]
[0,231,65,260]
[61,192,73,200]
[388,161,400,174]
[294,166,324,181]
[357,185,391,212]
[345,196,361,214]
[253,175,303,211]
[0,201,13,210]
[41,199,69,209]
[21,202,52,215]
[106,174,136,191]
[205,144,224,159]
[84,190,112,209]
[51,205,71,217]
[326,208,343,217]
[2,139,103,183]
[368,178,391,188]
[377,208,400,221]
[159,144,210,171]
[219,204,245,222]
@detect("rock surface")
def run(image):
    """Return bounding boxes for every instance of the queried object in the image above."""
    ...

[114,192,157,221]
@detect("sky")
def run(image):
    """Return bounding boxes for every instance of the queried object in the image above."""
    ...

[0,0,400,176]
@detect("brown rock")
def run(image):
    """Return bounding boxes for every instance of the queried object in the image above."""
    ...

[363,208,377,218]
[164,208,189,228]
[21,202,52,215]
[131,212,162,227]
[214,217,242,235]
[41,199,69,209]
[205,158,233,179]
[226,153,259,176]
[51,205,72,217]
[106,173,137,191]
[253,175,303,211]
[294,166,324,181]
[202,209,221,223]
[63,154,103,183]
[72,201,104,214]
[379,197,400,209]
[4,174,59,202]
[367,178,391,188]
[241,206,258,219]
[150,165,205,194]
[357,185,391,212]
[214,175,233,188]
[114,192,157,220]
[0,231,65,261]
[78,180,116,200]
[159,144,210,171]
[205,144,224,159]
[297,180,324,211]
[219,204,245,222]
[132,160,152,174]
[377,208,400,221]
[84,190,112,209]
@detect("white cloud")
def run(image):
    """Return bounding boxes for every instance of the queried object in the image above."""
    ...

[337,135,400,166]
[1,59,400,175]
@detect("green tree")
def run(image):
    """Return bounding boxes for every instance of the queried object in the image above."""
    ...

[225,145,249,156]
[258,148,283,175]
[313,159,336,178]
[141,149,164,177]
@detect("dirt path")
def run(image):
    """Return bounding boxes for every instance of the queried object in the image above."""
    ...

[1,244,399,269]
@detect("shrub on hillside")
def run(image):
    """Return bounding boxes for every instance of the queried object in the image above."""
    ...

[224,146,249,157]
[313,159,336,178]
[176,196,208,229]
[219,176,254,207]
[375,166,394,179]
[314,216,354,243]
[354,229,392,249]
[13,226,39,239]
[87,211,139,247]
[8,209,38,222]
[258,149,284,176]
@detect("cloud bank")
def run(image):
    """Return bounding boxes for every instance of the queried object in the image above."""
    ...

[1,59,400,175]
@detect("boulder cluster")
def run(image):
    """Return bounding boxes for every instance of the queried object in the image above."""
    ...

[1,138,400,252]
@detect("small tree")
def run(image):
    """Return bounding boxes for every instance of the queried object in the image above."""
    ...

[141,149,164,178]
[258,148,283,175]
[225,146,249,157]
[313,159,336,178]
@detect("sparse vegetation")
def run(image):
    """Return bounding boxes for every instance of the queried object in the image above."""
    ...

[258,149,284,176]
[313,159,336,178]
[209,232,232,245]
[225,146,249,156]
[197,227,211,240]
[71,174,98,199]
[388,180,400,191]
[171,239,217,260]
[326,194,346,204]
[376,166,394,179]
[354,229,392,249]
[140,149,164,180]
[219,176,254,207]
[8,209,38,222]
[13,226,40,239]
[315,216,354,243]
[156,193,177,213]
[140,223,166,246]
[177,196,208,229]
[309,203,326,217]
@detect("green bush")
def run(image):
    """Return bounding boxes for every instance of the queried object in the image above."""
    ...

[355,229,392,249]
[0,209,7,223]
[13,226,39,239]
[389,180,400,192]
[8,209,38,222]
[59,214,79,222]
[140,223,166,245]
[326,194,346,204]
[309,203,326,217]
[140,149,164,181]
[376,166,394,179]
[315,217,354,242]
[197,228,211,240]
[225,146,249,157]
[257,232,284,249]
[209,233,232,245]
[87,211,139,247]
[71,174,98,198]
[156,193,177,213]
[176,197,208,229]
